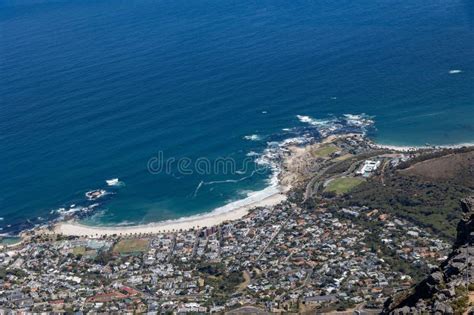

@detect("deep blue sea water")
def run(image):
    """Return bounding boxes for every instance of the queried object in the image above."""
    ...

[1,0,473,233]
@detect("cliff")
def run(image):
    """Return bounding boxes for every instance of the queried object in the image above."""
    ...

[384,196,474,314]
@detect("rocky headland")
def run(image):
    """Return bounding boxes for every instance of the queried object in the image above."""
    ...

[384,196,474,314]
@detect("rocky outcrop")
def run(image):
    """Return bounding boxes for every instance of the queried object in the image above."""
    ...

[384,197,474,314]
[456,196,474,247]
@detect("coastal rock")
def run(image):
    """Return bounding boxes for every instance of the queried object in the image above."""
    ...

[383,196,474,314]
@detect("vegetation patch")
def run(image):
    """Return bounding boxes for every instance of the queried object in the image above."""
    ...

[113,238,149,255]
[339,148,474,240]
[312,144,339,157]
[72,246,86,255]
[450,286,469,314]
[198,263,243,304]
[325,177,364,195]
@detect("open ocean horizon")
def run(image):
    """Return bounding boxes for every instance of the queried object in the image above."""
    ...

[1,0,473,235]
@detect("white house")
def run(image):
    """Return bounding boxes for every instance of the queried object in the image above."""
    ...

[356,160,381,177]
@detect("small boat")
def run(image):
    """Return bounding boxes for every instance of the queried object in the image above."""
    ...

[106,178,120,186]
[85,189,107,201]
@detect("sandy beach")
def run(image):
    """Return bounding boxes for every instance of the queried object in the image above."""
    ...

[54,134,345,237]
[54,134,313,237]
[54,189,286,237]
[54,134,370,236]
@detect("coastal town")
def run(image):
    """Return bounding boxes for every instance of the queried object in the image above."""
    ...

[0,134,472,313]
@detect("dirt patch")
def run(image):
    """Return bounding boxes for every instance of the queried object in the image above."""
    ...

[236,270,251,292]
[113,238,149,255]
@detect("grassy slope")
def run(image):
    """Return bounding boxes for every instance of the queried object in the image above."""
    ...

[339,149,474,240]
[312,144,339,157]
[325,177,365,195]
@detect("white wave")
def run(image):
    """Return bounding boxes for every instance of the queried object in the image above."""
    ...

[193,170,259,198]
[106,178,122,186]
[297,113,376,137]
[193,180,204,198]
[280,136,312,146]
[113,220,138,226]
[296,114,346,137]
[343,113,374,128]
[54,203,100,216]
[56,206,86,215]
[296,115,333,126]
[246,151,260,157]
[214,185,279,212]
[243,134,262,141]
[237,189,254,197]
[449,69,462,74]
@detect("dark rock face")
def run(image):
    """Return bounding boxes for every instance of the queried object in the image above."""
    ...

[384,197,474,314]
[456,196,474,247]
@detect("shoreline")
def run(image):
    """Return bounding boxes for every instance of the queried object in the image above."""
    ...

[52,134,344,237]
[44,134,474,237]
[374,142,474,152]
[55,190,286,236]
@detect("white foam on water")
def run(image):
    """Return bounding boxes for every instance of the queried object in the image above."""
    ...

[193,170,259,198]
[296,115,332,126]
[106,178,121,186]
[296,113,375,137]
[343,113,374,129]
[243,134,262,141]
[296,114,346,137]
[54,203,100,217]
[449,69,462,74]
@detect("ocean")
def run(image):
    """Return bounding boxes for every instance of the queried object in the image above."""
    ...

[1,0,473,234]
